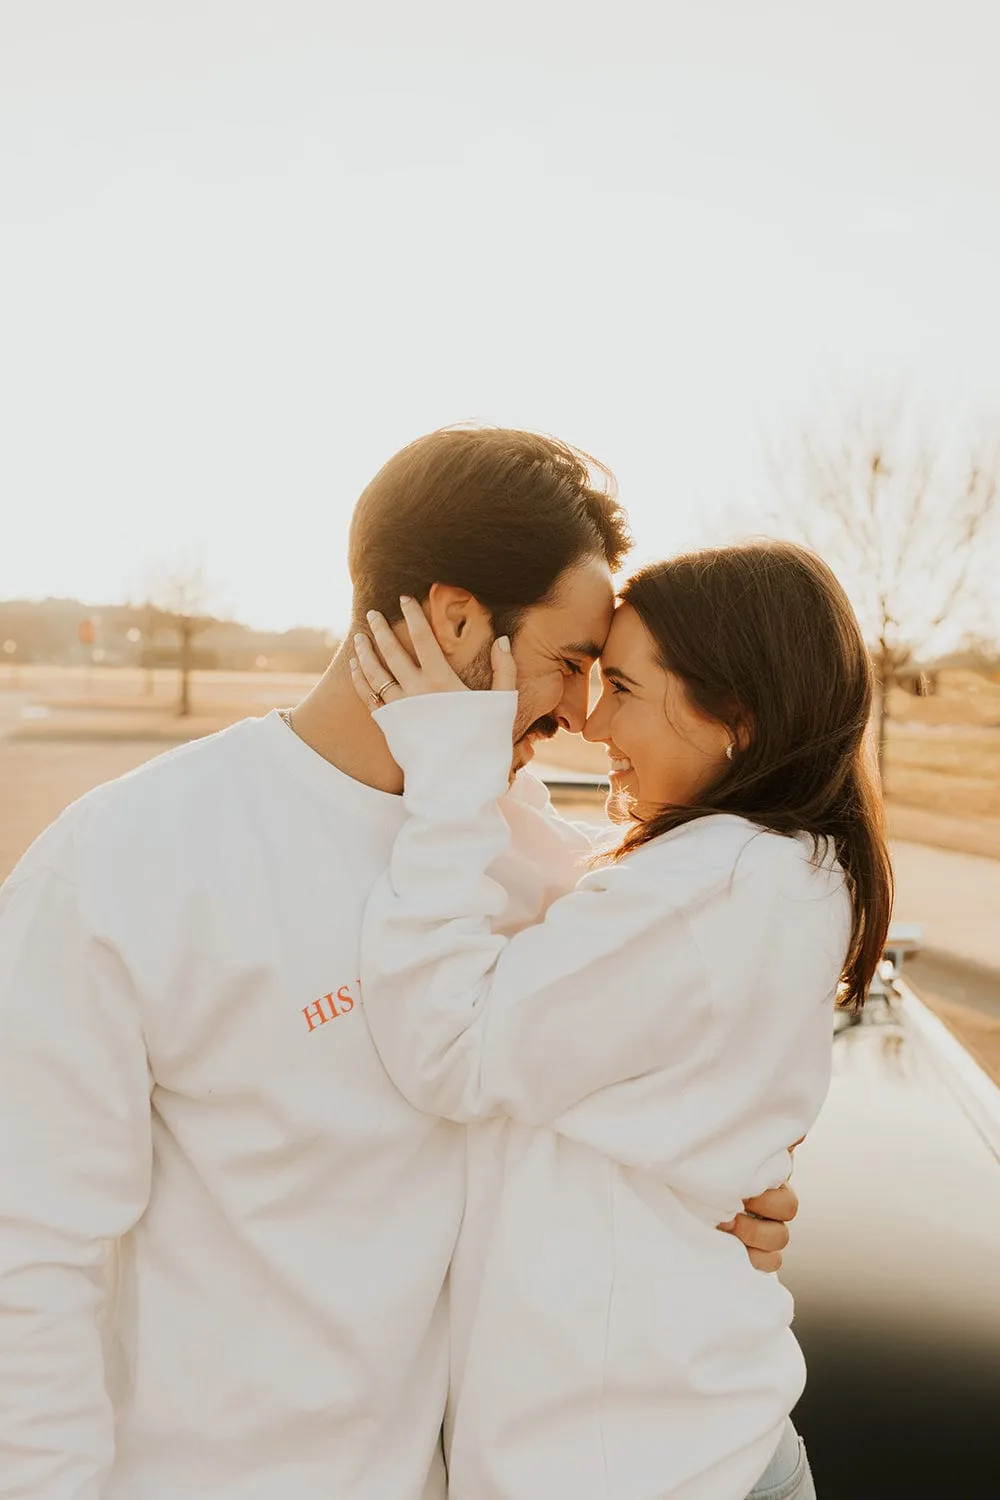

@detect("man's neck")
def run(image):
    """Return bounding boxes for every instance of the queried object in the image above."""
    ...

[286,645,404,796]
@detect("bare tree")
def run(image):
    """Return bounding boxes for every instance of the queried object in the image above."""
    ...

[762,400,1000,767]
[144,561,216,717]
[130,600,168,696]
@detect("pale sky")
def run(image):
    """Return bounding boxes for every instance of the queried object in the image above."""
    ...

[2,1,999,632]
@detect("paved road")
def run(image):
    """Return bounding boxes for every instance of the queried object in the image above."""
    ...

[891,840,1000,1074]
[907,950,1000,1020]
[892,838,1000,977]
[0,693,31,738]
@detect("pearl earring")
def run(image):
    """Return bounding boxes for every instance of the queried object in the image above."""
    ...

[725,743,734,761]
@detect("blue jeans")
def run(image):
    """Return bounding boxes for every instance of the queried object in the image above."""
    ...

[745,1419,816,1500]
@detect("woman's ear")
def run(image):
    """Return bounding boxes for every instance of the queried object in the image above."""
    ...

[425,583,493,661]
[732,714,754,753]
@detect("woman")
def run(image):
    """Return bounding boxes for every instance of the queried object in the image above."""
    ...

[350,541,892,1500]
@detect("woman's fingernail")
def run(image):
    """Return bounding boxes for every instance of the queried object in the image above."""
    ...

[497,636,511,653]
[349,657,358,670]
[354,633,365,647]
[399,594,413,604]
[366,611,378,624]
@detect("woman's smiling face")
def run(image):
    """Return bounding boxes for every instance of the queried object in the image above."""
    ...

[583,602,733,818]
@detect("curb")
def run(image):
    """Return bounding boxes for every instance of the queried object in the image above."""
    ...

[898,983,1000,1162]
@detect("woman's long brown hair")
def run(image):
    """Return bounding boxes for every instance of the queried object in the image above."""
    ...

[616,541,893,1012]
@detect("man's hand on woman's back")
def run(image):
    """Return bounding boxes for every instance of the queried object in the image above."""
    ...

[719,1181,798,1272]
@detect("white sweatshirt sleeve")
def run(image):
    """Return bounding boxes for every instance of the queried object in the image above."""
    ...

[507,768,611,852]
[0,849,152,1498]
[362,695,841,1208]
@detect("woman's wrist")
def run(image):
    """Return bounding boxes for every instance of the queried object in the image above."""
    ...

[376,692,518,818]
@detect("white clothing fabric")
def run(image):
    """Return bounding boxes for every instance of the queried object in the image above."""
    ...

[361,692,852,1500]
[0,710,589,1500]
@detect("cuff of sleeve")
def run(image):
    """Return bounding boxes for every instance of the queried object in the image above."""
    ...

[374,692,518,815]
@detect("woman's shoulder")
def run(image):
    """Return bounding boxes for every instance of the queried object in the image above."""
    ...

[619,815,844,898]
[577,816,772,909]
[619,813,770,865]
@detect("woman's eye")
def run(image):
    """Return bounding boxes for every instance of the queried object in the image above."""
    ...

[610,682,628,696]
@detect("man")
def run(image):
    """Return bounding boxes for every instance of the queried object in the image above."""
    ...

[0,428,796,1499]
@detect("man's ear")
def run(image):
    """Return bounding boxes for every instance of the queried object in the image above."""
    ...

[425,583,493,662]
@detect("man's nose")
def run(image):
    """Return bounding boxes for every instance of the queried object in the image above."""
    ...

[582,700,605,742]
[555,673,591,734]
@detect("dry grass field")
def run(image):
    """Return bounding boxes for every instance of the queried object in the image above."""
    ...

[883,672,1000,831]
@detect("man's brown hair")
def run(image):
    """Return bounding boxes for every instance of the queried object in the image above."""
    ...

[348,426,631,633]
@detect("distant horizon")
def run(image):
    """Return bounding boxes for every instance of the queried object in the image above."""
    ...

[2,588,998,665]
[0,590,338,639]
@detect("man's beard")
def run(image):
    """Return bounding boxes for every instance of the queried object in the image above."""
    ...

[462,644,560,772]
[463,642,495,692]
[511,713,560,770]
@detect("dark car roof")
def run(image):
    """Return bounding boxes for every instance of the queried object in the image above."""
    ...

[784,988,1000,1497]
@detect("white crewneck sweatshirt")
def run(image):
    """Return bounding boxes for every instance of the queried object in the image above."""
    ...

[0,709,589,1500]
[361,692,853,1500]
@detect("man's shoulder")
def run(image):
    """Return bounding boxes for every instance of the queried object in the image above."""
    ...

[86,713,265,810]
[4,716,269,890]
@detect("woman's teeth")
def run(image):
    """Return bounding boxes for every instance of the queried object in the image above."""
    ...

[609,757,633,775]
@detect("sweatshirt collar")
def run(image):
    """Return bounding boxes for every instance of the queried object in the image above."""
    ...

[257,709,407,827]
